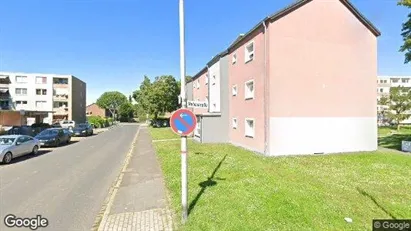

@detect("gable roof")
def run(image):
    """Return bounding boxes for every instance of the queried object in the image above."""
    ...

[228,0,380,51]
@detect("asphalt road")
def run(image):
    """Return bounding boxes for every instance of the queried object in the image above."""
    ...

[0,124,139,231]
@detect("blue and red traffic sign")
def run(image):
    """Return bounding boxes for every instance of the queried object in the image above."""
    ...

[170,108,197,136]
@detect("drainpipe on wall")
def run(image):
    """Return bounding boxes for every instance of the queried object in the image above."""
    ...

[206,65,210,113]
[263,20,268,156]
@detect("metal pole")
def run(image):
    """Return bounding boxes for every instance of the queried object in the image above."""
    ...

[179,0,188,223]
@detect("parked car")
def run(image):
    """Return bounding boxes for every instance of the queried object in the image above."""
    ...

[6,126,35,136]
[60,120,76,130]
[51,122,62,128]
[34,128,71,147]
[72,123,94,136]
[0,135,41,164]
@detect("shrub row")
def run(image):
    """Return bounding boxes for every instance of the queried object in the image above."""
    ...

[87,116,113,128]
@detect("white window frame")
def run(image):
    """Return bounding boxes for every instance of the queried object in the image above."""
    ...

[244,118,255,137]
[232,53,237,64]
[232,85,238,96]
[244,80,255,100]
[35,76,47,84]
[15,76,28,83]
[15,88,27,96]
[197,79,200,89]
[232,117,237,129]
[212,75,216,85]
[35,101,47,109]
[205,74,209,85]
[244,41,255,63]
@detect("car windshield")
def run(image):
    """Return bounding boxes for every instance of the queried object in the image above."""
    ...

[38,130,58,136]
[0,138,16,145]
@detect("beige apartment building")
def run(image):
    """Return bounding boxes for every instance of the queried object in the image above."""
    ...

[0,72,86,126]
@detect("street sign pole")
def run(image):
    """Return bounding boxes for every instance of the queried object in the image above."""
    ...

[179,0,188,223]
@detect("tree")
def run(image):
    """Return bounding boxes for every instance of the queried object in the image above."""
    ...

[96,91,128,121]
[118,102,135,122]
[398,0,411,63]
[379,86,411,130]
[133,75,179,120]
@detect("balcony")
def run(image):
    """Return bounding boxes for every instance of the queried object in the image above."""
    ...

[53,94,69,101]
[53,106,69,115]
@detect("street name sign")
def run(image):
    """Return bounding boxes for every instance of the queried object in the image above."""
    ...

[170,108,197,136]
[187,100,208,109]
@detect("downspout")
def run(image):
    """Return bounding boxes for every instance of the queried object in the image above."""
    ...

[263,20,268,155]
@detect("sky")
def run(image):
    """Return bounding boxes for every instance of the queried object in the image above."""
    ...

[0,0,409,105]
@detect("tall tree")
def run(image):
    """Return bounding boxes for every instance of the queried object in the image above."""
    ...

[96,91,128,121]
[379,86,411,130]
[118,102,135,122]
[133,75,179,120]
[399,0,411,63]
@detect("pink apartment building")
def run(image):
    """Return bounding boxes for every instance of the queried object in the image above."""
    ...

[188,0,380,156]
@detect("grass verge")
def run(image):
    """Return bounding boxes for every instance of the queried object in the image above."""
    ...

[378,126,411,150]
[151,130,411,230]
[149,127,179,140]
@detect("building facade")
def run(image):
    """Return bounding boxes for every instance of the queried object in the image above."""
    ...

[86,103,111,118]
[187,0,380,156]
[0,72,86,126]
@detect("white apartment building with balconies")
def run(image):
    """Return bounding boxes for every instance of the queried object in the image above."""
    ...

[0,72,86,126]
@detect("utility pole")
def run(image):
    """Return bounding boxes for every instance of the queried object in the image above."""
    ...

[179,0,188,223]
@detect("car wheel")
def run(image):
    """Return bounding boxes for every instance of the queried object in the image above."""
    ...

[2,152,12,164]
[32,145,39,155]
[66,138,70,144]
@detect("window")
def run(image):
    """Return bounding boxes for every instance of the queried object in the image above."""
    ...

[232,85,238,96]
[16,101,28,105]
[245,80,254,99]
[212,75,216,85]
[35,101,47,109]
[379,88,383,93]
[53,78,68,84]
[15,76,27,83]
[232,53,237,64]
[392,79,399,83]
[36,89,47,95]
[402,79,409,83]
[54,102,68,108]
[36,76,47,84]
[197,80,200,89]
[15,88,27,95]
[206,74,209,85]
[384,80,388,83]
[245,118,255,137]
[232,118,237,129]
[244,41,254,63]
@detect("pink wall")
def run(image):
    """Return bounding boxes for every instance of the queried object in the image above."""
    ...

[192,70,209,115]
[269,0,377,118]
[228,28,266,153]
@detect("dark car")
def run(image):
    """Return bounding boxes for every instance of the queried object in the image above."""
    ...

[34,128,71,147]
[72,123,93,137]
[7,126,35,136]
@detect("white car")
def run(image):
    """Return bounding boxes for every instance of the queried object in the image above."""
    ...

[0,135,41,164]
[60,120,76,129]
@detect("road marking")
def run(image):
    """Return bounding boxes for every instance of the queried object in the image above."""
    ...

[91,126,141,231]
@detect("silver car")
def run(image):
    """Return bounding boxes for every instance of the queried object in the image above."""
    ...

[0,135,41,164]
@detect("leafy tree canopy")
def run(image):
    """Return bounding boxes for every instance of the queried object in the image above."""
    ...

[379,86,411,129]
[96,91,128,119]
[398,0,411,63]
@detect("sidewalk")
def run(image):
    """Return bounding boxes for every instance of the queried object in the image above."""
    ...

[98,127,173,231]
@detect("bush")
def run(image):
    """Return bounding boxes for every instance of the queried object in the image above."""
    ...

[87,116,106,128]
[150,118,170,128]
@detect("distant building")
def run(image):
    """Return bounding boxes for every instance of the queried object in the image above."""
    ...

[86,103,111,118]
[377,75,411,124]
[0,72,86,126]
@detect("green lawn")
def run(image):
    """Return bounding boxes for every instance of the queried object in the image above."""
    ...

[149,127,179,140]
[151,130,411,231]
[378,126,411,150]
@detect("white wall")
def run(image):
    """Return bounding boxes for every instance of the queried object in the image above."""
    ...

[208,61,221,112]
[2,72,54,123]
[269,117,377,156]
